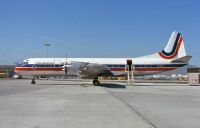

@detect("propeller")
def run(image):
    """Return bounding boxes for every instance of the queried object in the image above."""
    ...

[61,53,67,76]
[62,52,72,78]
[64,52,68,75]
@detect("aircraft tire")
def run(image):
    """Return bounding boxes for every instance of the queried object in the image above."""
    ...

[93,79,100,86]
[31,79,36,84]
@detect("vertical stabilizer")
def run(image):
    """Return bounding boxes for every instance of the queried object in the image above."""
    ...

[158,31,187,60]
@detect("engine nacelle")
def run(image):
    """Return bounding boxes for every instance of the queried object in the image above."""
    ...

[62,62,112,78]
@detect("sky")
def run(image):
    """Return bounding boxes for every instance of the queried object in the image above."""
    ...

[0,0,200,66]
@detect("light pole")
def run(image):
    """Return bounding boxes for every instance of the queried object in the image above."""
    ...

[44,43,50,58]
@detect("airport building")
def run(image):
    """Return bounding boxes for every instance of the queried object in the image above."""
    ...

[0,65,15,78]
[187,68,200,85]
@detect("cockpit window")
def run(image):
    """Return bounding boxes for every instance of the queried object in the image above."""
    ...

[22,62,28,65]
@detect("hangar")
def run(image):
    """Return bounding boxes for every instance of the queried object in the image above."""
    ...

[187,68,200,85]
[0,65,15,78]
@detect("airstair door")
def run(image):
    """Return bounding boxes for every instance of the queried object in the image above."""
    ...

[126,59,134,85]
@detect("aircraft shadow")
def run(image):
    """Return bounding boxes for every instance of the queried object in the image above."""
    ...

[100,83,126,88]
[36,83,81,86]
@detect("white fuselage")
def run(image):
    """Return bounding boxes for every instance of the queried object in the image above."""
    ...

[14,57,186,77]
[14,31,190,78]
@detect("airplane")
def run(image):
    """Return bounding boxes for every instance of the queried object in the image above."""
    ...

[14,31,192,85]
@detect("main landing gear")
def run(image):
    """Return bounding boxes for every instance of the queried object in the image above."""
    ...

[93,77,100,86]
[31,79,36,84]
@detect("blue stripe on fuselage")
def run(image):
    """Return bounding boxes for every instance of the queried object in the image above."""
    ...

[105,64,186,68]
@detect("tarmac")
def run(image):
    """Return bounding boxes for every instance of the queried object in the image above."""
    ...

[0,79,200,128]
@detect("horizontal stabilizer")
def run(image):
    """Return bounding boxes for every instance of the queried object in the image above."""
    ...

[171,55,192,63]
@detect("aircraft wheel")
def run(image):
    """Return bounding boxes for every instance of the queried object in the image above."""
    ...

[31,79,36,84]
[93,79,100,86]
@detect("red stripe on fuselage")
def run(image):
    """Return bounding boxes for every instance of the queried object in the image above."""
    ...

[14,67,63,71]
[15,67,177,73]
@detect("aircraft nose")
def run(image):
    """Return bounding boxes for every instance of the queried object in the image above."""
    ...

[14,66,18,73]
[14,66,22,74]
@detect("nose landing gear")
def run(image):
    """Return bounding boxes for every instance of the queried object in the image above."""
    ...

[93,77,100,86]
[31,79,36,84]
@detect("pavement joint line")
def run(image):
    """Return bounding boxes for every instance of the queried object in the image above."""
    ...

[149,86,200,98]
[103,87,157,128]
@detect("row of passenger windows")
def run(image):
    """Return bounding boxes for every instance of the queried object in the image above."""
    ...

[106,65,125,68]
[24,64,182,68]
[105,65,180,68]
[136,65,164,67]
[34,65,63,67]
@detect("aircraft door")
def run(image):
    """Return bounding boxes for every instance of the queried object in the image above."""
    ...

[126,59,134,85]
[126,59,132,71]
